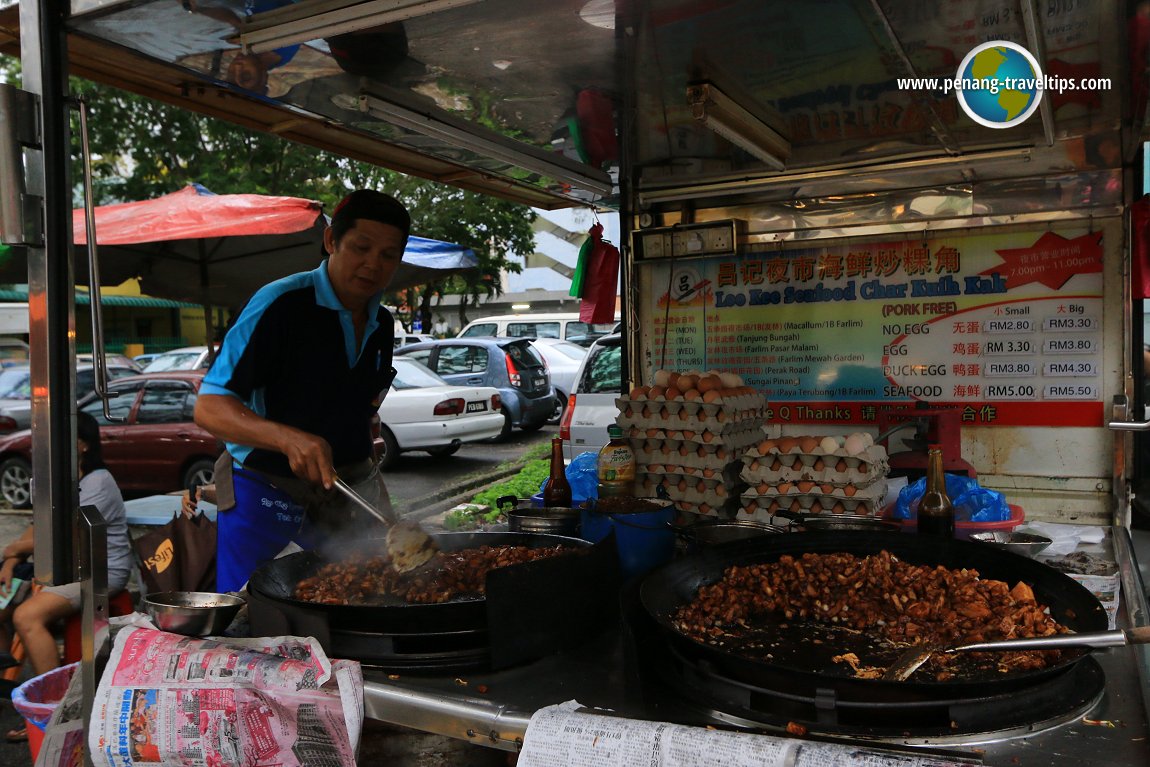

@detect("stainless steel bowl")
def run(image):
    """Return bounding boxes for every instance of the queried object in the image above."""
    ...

[681,520,787,547]
[968,531,1053,558]
[143,591,246,636]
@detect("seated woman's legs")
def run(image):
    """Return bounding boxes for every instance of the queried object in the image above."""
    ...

[13,589,75,676]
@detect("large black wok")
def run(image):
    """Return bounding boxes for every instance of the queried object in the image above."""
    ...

[640,531,1108,699]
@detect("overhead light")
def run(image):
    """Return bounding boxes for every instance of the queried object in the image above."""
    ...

[511,303,531,311]
[687,82,791,171]
[359,93,614,197]
[240,0,485,54]
[639,147,1033,205]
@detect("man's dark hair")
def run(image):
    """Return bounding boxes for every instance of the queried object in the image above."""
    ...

[330,189,411,244]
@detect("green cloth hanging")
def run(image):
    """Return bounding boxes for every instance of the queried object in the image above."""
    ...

[569,235,592,298]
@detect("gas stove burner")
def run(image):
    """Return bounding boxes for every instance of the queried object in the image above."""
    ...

[654,643,1104,745]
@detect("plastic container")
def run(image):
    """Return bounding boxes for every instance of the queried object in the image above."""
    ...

[890,504,1024,540]
[12,661,79,761]
[580,497,676,579]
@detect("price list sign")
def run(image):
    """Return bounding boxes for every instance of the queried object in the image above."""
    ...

[641,228,1104,427]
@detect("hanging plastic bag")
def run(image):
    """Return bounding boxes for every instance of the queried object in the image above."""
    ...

[894,474,1010,523]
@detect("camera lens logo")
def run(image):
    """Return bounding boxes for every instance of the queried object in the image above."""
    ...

[955,41,1043,129]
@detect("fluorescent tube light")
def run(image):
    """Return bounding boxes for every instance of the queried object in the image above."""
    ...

[359,93,615,197]
[687,82,791,171]
[511,303,531,310]
[241,0,484,54]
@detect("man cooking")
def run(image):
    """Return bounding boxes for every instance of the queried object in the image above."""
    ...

[195,189,406,592]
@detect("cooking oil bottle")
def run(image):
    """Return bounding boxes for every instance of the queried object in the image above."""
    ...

[917,444,955,539]
[597,424,636,498]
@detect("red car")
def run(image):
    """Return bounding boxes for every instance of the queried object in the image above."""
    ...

[0,371,221,508]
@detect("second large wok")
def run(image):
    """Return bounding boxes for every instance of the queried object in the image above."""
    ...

[640,531,1108,698]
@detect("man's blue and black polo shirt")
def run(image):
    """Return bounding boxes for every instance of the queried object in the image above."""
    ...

[201,261,395,477]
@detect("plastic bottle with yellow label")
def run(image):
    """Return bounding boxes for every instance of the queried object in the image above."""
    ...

[597,424,636,498]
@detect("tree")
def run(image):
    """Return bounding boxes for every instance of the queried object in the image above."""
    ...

[1,54,536,325]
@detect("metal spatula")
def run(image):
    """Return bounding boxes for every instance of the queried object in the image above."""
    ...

[332,477,440,573]
[883,626,1150,682]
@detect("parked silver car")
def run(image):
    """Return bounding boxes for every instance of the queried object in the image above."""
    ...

[560,333,622,462]
[528,338,587,424]
[0,362,140,432]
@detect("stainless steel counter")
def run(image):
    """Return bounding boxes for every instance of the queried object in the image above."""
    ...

[362,528,1150,765]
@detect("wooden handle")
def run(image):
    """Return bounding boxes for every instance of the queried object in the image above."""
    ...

[1127,626,1150,644]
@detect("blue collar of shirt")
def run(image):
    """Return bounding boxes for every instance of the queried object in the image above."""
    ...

[313,260,384,367]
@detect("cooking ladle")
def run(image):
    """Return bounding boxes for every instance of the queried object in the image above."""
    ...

[332,477,440,573]
[882,625,1150,682]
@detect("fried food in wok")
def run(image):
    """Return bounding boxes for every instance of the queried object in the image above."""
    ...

[672,550,1071,681]
[295,544,575,605]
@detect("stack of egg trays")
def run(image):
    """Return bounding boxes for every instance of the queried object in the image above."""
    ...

[616,393,765,517]
[737,442,889,521]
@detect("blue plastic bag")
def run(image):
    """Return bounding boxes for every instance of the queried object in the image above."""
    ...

[894,473,1010,523]
[535,451,600,506]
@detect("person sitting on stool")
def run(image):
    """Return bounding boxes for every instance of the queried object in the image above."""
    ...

[0,412,132,742]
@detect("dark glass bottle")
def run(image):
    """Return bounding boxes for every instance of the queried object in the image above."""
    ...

[917,444,955,538]
[543,437,573,507]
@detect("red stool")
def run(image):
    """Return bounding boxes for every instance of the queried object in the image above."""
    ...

[62,590,135,664]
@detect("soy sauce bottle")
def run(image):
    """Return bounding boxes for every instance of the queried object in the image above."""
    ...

[917,444,955,539]
[543,437,572,507]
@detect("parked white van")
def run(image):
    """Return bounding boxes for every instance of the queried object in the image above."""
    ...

[457,313,618,347]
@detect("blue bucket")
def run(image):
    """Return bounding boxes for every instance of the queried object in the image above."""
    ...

[580,499,676,579]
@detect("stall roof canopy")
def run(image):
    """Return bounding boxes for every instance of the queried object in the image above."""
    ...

[0,0,1138,212]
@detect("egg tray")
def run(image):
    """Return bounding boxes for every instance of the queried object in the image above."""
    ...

[671,499,727,517]
[616,412,764,436]
[744,442,889,470]
[740,478,886,504]
[635,479,740,517]
[639,464,745,489]
[623,423,763,451]
[738,493,882,518]
[633,442,742,471]
[739,459,886,489]
[616,394,766,416]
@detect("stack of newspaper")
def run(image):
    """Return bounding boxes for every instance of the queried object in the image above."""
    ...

[34,620,362,767]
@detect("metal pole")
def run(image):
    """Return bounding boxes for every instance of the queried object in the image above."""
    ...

[78,504,110,735]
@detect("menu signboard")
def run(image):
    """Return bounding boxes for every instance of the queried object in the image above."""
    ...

[639,227,1104,427]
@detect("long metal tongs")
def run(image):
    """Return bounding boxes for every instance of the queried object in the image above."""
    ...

[883,625,1150,682]
[332,477,440,574]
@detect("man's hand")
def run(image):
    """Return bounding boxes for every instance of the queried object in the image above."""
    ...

[281,429,336,489]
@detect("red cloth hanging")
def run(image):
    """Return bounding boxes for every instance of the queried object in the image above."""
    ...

[578,223,620,323]
[1133,197,1150,300]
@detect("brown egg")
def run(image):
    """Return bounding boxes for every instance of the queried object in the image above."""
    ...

[789,499,802,512]
[696,445,708,457]
[677,478,688,492]
[667,372,681,388]
[758,439,774,455]
[664,386,682,400]
[697,376,718,393]
[777,437,797,452]
[703,468,715,478]
[678,374,699,391]
[695,410,708,422]
[749,459,760,471]
[843,485,858,497]
[699,503,712,515]
[684,388,701,401]
[820,483,834,494]
[717,447,729,459]
[648,463,662,473]
[682,466,697,475]
[715,485,727,497]
[677,409,690,421]
[648,385,666,400]
[702,431,714,443]
[857,461,869,472]
[777,481,793,493]
[835,459,848,472]
[798,436,819,453]
[667,430,682,439]
[678,444,691,456]
[682,430,696,439]
[623,407,633,417]
[716,411,728,423]
[645,428,659,437]
[696,479,707,492]
[791,458,803,470]
[813,458,825,471]
[832,501,846,514]
[797,480,815,493]
[771,459,783,471]
[702,389,721,403]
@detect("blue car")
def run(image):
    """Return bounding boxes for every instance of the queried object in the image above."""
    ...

[395,338,553,438]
